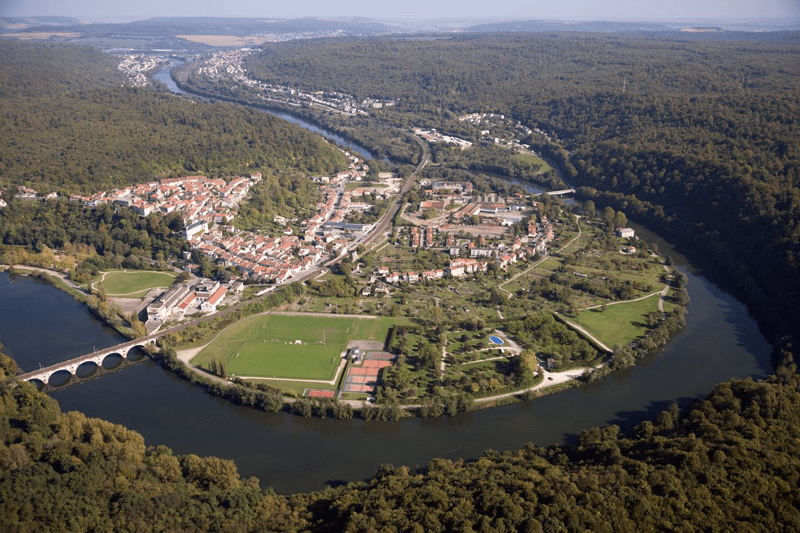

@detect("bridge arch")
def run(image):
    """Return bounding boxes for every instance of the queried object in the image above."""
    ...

[124,344,150,361]
[76,360,101,378]
[19,337,160,386]
[100,352,124,371]
[46,369,74,387]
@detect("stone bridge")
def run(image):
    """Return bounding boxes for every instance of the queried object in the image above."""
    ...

[544,188,576,196]
[17,337,160,385]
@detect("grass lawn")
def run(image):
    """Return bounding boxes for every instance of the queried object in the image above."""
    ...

[192,313,396,381]
[349,316,407,343]
[100,270,177,296]
[572,294,662,348]
[515,153,551,174]
[346,182,389,190]
[454,358,504,370]
[535,257,562,273]
[249,380,338,395]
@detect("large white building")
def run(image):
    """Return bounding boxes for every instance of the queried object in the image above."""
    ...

[184,221,209,240]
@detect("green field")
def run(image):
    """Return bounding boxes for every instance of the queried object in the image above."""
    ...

[192,314,392,380]
[572,295,662,348]
[99,270,177,296]
[348,317,397,342]
[515,153,551,174]
[346,182,389,190]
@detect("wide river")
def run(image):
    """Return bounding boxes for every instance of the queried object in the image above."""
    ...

[0,65,773,494]
[0,222,771,494]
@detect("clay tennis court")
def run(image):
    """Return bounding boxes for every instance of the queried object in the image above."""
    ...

[341,351,395,395]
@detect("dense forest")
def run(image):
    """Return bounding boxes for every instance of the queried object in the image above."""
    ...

[0,41,347,194]
[2,350,798,531]
[0,200,189,274]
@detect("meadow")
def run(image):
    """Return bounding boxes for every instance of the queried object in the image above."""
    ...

[571,295,663,348]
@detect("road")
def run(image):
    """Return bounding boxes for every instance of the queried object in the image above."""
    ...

[357,132,429,249]
[474,366,592,405]
[553,313,613,353]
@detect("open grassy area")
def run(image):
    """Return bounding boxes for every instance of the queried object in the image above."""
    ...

[346,182,389,190]
[515,153,551,174]
[572,294,662,348]
[192,313,395,381]
[348,317,398,343]
[99,270,177,296]
[534,257,562,273]
[249,380,338,395]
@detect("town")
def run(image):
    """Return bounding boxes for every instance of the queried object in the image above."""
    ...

[4,152,566,340]
[188,49,396,115]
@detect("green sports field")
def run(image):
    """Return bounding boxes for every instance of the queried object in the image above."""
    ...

[192,314,394,380]
[99,270,177,296]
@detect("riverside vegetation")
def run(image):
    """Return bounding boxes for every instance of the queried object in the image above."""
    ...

[1,351,798,530]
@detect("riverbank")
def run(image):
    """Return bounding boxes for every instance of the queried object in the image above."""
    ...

[1,264,138,341]
[1,215,772,493]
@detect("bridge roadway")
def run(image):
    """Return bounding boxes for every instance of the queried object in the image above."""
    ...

[544,188,576,196]
[18,131,431,386]
[18,336,159,383]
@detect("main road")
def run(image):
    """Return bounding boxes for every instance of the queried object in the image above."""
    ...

[349,132,429,250]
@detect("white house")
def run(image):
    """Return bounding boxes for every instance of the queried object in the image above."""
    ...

[616,227,635,239]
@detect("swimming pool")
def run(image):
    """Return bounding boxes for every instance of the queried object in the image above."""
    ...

[489,336,504,345]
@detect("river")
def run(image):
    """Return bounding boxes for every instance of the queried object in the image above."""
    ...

[1,222,771,494]
[153,62,378,161]
[0,65,772,494]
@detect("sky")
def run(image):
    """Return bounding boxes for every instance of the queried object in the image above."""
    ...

[1,0,798,24]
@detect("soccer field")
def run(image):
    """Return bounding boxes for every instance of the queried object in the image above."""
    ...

[193,314,366,380]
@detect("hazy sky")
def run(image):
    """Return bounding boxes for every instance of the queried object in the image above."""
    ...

[1,0,798,23]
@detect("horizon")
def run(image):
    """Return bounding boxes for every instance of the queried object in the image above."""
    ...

[1,0,799,26]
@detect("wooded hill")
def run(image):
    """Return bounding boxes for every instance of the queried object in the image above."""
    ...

[1,351,798,531]
[0,41,347,195]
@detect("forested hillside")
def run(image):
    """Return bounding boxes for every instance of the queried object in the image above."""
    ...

[0,41,347,194]
[2,351,798,531]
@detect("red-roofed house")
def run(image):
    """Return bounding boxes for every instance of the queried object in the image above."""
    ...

[201,286,227,313]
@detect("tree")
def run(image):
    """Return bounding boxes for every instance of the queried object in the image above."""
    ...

[418,342,441,372]
[583,200,596,218]
[513,350,538,386]
[603,206,616,228]
[614,210,628,229]
[489,286,507,306]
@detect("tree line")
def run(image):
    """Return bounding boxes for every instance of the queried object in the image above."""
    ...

[2,349,798,531]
